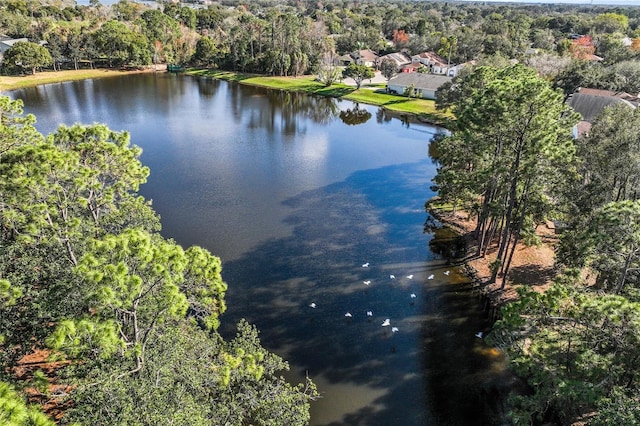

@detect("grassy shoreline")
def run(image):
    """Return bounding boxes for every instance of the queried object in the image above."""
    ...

[0,67,161,93]
[185,68,452,126]
[2,67,451,126]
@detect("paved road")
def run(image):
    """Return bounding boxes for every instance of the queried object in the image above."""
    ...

[342,71,388,87]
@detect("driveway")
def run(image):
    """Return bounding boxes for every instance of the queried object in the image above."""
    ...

[342,71,388,88]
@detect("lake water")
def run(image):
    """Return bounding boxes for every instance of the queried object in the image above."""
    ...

[9,73,516,425]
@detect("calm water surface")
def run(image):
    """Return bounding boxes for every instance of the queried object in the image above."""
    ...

[10,73,515,425]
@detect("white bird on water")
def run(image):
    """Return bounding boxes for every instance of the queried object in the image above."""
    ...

[428,274,434,280]
[391,327,399,333]
[363,280,371,285]
[390,274,396,280]
[362,262,370,268]
[475,331,483,338]
[345,312,353,318]
[366,311,373,317]
[381,319,391,327]
[309,303,316,308]
[444,270,450,276]
[406,274,414,279]
[410,293,417,299]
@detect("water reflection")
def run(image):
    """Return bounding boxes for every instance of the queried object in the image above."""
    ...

[222,82,341,135]
[220,159,510,425]
[375,108,394,125]
[220,160,435,425]
[10,74,513,426]
[339,103,372,126]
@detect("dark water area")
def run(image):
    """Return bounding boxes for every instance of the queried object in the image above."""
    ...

[9,73,516,425]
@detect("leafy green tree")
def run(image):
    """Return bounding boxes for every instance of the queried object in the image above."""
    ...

[593,12,629,34]
[530,28,556,51]
[0,123,153,266]
[112,0,143,22]
[596,34,634,65]
[582,201,640,294]
[0,381,55,426]
[0,99,317,424]
[92,20,150,67]
[575,103,640,212]
[62,320,317,426]
[45,29,65,71]
[492,278,640,425]
[553,60,607,97]
[138,9,181,64]
[0,96,42,157]
[379,57,397,81]
[65,30,91,70]
[164,3,196,30]
[610,60,640,94]
[191,36,218,67]
[196,6,225,32]
[261,11,311,76]
[0,115,158,372]
[48,228,227,372]
[437,35,457,66]
[558,104,640,273]
[2,41,52,75]
[342,63,374,89]
[452,26,485,63]
[432,65,579,287]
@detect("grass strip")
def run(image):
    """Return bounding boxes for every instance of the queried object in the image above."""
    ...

[1,67,452,124]
[185,68,452,124]
[0,68,157,92]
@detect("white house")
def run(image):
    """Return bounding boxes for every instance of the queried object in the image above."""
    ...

[411,51,447,67]
[377,52,411,71]
[387,73,452,100]
[410,51,465,77]
[0,37,29,63]
[337,50,379,67]
[0,37,28,55]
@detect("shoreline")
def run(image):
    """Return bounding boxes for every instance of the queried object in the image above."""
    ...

[183,68,452,127]
[426,199,558,315]
[2,66,451,127]
[0,65,163,93]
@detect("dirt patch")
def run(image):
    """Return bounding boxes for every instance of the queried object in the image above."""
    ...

[13,349,73,421]
[429,206,558,309]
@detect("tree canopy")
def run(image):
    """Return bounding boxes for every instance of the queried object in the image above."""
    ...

[1,0,639,81]
[341,63,374,89]
[0,96,318,424]
[433,64,579,287]
[2,41,52,75]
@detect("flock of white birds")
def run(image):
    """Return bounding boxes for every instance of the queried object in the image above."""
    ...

[307,262,456,336]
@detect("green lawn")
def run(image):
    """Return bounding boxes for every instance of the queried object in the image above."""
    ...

[185,68,452,124]
[0,68,158,92]
[0,67,452,125]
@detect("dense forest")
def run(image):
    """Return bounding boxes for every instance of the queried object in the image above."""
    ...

[1,0,640,425]
[0,0,639,92]
[432,63,640,424]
